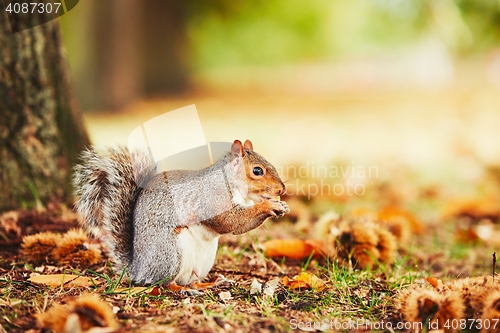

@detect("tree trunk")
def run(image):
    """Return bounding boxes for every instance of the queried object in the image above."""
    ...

[0,13,90,212]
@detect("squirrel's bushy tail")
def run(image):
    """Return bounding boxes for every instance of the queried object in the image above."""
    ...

[73,147,156,271]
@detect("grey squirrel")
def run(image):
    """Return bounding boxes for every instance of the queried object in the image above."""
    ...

[73,139,289,287]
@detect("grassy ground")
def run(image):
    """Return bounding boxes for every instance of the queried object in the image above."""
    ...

[1,170,498,332]
[1,87,500,332]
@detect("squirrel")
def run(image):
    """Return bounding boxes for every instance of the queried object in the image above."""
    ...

[73,139,289,287]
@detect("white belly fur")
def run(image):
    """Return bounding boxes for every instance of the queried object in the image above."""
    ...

[174,224,220,285]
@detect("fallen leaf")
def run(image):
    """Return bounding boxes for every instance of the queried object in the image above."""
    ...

[263,239,326,260]
[455,227,480,243]
[442,197,500,221]
[281,272,327,292]
[263,278,281,298]
[29,274,94,288]
[250,278,262,295]
[219,291,232,303]
[426,277,439,288]
[0,211,21,238]
[426,277,446,292]
[0,298,22,307]
[114,286,151,294]
[149,286,160,296]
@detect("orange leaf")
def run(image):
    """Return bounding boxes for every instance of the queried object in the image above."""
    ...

[149,286,160,296]
[263,239,326,260]
[426,277,439,288]
[281,272,327,292]
[426,277,445,291]
[442,197,500,220]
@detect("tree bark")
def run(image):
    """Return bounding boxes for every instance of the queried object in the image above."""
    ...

[0,11,90,211]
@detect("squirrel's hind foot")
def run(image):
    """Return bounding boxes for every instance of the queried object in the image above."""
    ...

[168,281,204,296]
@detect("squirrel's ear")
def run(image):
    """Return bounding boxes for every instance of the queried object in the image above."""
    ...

[243,140,253,150]
[231,140,245,163]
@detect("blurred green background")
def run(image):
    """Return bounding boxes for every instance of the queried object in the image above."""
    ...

[59,0,500,188]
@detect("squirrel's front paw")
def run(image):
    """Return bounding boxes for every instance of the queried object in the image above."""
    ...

[267,199,290,217]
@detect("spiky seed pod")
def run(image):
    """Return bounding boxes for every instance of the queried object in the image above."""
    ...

[52,229,102,267]
[36,295,118,333]
[447,276,499,320]
[336,220,399,269]
[399,288,441,324]
[480,291,500,333]
[36,303,68,333]
[373,224,397,264]
[378,216,411,244]
[21,231,62,263]
[432,292,465,333]
[313,211,341,241]
[337,222,380,269]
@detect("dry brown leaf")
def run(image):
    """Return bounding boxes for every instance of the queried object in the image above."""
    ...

[249,278,262,295]
[455,228,480,243]
[149,286,160,296]
[427,277,440,289]
[0,211,21,238]
[113,286,161,296]
[114,286,151,294]
[219,291,232,303]
[263,278,281,298]
[263,239,326,260]
[442,197,500,221]
[281,272,327,292]
[29,274,94,288]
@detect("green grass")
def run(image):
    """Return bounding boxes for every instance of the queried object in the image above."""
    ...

[1,181,499,332]
[0,230,496,333]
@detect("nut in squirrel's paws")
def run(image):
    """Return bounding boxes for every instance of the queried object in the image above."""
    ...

[267,199,290,217]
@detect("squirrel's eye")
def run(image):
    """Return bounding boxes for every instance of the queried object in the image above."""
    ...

[253,166,264,176]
